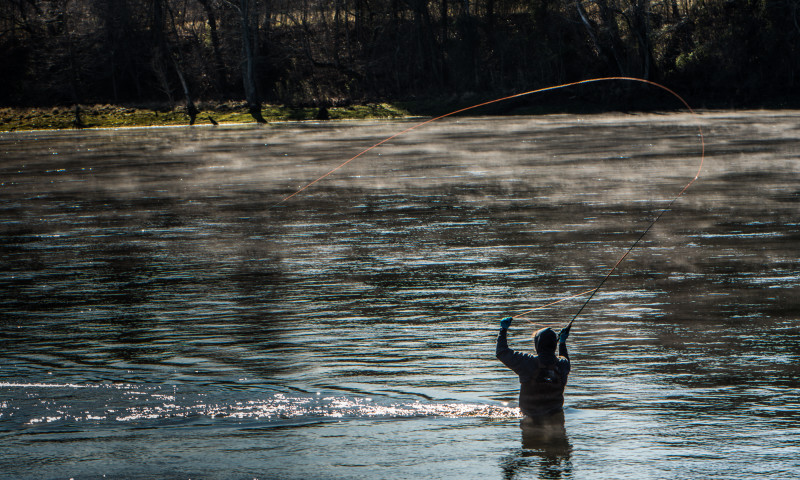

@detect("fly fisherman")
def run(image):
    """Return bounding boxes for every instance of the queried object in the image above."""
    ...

[496,317,571,418]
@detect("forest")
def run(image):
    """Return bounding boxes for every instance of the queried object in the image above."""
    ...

[2,0,799,118]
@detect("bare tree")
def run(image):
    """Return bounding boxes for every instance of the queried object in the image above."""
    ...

[197,0,229,92]
[237,0,266,122]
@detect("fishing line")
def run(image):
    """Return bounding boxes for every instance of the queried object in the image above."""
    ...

[511,84,704,325]
[563,175,696,328]
[272,77,705,325]
[272,77,700,207]
[511,288,598,316]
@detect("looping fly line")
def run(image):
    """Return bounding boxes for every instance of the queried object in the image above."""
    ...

[272,77,705,324]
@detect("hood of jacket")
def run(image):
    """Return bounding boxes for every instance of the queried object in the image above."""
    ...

[533,327,558,357]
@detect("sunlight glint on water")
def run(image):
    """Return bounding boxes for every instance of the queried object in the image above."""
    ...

[1,112,798,479]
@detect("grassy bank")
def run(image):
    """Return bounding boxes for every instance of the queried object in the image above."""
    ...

[0,102,411,132]
[6,94,795,133]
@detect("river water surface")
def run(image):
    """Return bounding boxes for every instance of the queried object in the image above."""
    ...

[1,111,799,479]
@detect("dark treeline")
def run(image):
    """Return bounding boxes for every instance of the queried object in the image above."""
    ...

[2,0,799,114]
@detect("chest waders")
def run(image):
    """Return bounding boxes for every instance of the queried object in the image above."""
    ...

[519,361,566,417]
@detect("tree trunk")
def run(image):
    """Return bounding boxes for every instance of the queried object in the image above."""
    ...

[163,0,199,124]
[173,58,199,124]
[595,0,627,75]
[441,0,448,37]
[485,0,494,33]
[633,0,655,79]
[240,0,266,123]
[575,0,603,57]
[439,0,449,86]
[197,0,228,92]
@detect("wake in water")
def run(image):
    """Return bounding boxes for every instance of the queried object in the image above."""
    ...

[0,382,519,430]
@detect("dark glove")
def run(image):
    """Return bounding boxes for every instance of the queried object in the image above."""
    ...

[558,324,571,344]
[500,317,512,330]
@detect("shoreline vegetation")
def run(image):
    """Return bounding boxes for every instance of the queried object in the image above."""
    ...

[0,102,411,132]
[3,93,799,133]
[4,2,800,134]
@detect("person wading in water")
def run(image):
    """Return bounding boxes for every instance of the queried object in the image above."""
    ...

[496,317,571,421]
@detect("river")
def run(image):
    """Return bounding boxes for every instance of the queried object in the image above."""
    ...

[1,111,798,479]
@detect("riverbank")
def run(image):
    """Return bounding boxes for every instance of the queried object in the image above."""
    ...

[0,102,411,132]
[4,93,798,133]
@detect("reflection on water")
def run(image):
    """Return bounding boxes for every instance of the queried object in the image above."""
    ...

[502,413,572,480]
[1,111,799,478]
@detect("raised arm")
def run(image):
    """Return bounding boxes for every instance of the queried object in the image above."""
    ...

[496,317,533,375]
[558,339,569,360]
[558,324,571,361]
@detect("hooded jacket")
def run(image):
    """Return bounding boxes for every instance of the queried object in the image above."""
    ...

[496,327,570,417]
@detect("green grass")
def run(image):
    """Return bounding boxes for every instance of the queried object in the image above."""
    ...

[0,102,412,132]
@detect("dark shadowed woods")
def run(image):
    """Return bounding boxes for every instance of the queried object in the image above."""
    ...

[2,0,799,113]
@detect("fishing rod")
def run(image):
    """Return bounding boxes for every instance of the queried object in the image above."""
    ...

[511,90,704,326]
[272,77,701,208]
[563,174,700,329]
[271,77,705,325]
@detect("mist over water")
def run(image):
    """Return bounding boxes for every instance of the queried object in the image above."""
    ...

[1,112,798,479]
